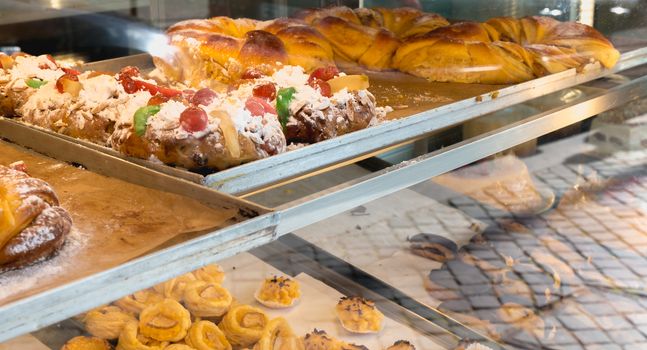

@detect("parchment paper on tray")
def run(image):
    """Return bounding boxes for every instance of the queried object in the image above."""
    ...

[220,252,447,350]
[0,141,238,306]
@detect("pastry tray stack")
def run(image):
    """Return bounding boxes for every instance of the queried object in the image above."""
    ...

[1,47,647,346]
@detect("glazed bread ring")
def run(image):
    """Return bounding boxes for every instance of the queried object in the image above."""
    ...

[0,163,71,269]
[218,304,269,347]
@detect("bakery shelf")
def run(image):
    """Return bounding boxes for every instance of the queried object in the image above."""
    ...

[1,60,646,344]
[12,48,644,197]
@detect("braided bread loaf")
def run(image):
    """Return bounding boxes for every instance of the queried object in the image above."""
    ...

[0,163,72,269]
[159,17,334,87]
[157,7,619,86]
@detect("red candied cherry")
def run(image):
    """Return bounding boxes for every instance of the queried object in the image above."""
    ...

[147,94,169,106]
[241,68,264,80]
[308,66,339,84]
[62,67,81,76]
[119,66,140,78]
[191,88,217,106]
[182,89,196,101]
[245,96,277,117]
[180,106,208,133]
[56,73,81,96]
[308,78,332,97]
[252,83,277,101]
[120,76,138,94]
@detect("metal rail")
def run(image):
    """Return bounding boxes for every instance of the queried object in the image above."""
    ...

[275,72,647,234]
[207,47,647,195]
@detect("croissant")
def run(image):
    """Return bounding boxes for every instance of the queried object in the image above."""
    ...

[183,281,233,317]
[0,163,72,269]
[218,304,269,347]
[117,321,169,350]
[83,305,137,340]
[253,317,303,350]
[61,336,112,350]
[184,320,232,350]
[139,299,192,342]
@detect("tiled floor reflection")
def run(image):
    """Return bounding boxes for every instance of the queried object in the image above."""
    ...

[428,150,647,349]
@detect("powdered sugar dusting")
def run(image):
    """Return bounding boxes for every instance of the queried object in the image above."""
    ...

[0,226,86,300]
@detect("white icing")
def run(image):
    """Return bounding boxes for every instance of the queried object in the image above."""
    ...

[8,55,64,90]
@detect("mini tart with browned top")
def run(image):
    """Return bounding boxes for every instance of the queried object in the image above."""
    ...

[335,296,384,334]
[61,336,112,350]
[254,275,301,308]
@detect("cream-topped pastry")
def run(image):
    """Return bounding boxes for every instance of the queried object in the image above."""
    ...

[335,296,384,334]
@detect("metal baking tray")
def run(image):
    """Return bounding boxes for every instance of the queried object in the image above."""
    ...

[4,49,647,196]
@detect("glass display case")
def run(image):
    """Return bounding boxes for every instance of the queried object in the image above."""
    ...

[0,1,646,349]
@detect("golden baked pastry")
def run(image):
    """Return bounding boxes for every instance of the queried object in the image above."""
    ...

[302,329,367,350]
[117,321,169,350]
[193,264,225,284]
[115,289,166,315]
[0,163,72,269]
[153,272,197,302]
[161,17,334,87]
[253,317,303,350]
[183,281,233,317]
[335,296,384,334]
[387,340,415,350]
[164,345,196,350]
[83,305,137,340]
[61,336,112,350]
[218,304,269,347]
[139,299,192,342]
[184,320,232,350]
[254,275,300,308]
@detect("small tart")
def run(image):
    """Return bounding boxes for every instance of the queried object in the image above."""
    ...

[387,340,416,350]
[193,264,225,284]
[61,336,112,350]
[254,275,300,309]
[218,304,269,347]
[115,289,165,315]
[83,305,136,340]
[139,299,192,342]
[184,320,232,350]
[154,272,197,302]
[335,296,384,334]
[183,281,233,317]
[117,321,169,350]
[253,317,302,350]
[302,329,367,350]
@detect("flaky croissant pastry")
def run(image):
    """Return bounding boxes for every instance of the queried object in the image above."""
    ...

[139,299,192,342]
[117,321,169,350]
[184,320,232,350]
[183,281,233,318]
[83,305,136,340]
[253,317,303,350]
[61,336,112,350]
[218,304,269,347]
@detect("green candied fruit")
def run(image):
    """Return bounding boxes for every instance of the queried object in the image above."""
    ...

[133,105,161,136]
[276,87,296,129]
[26,78,47,89]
